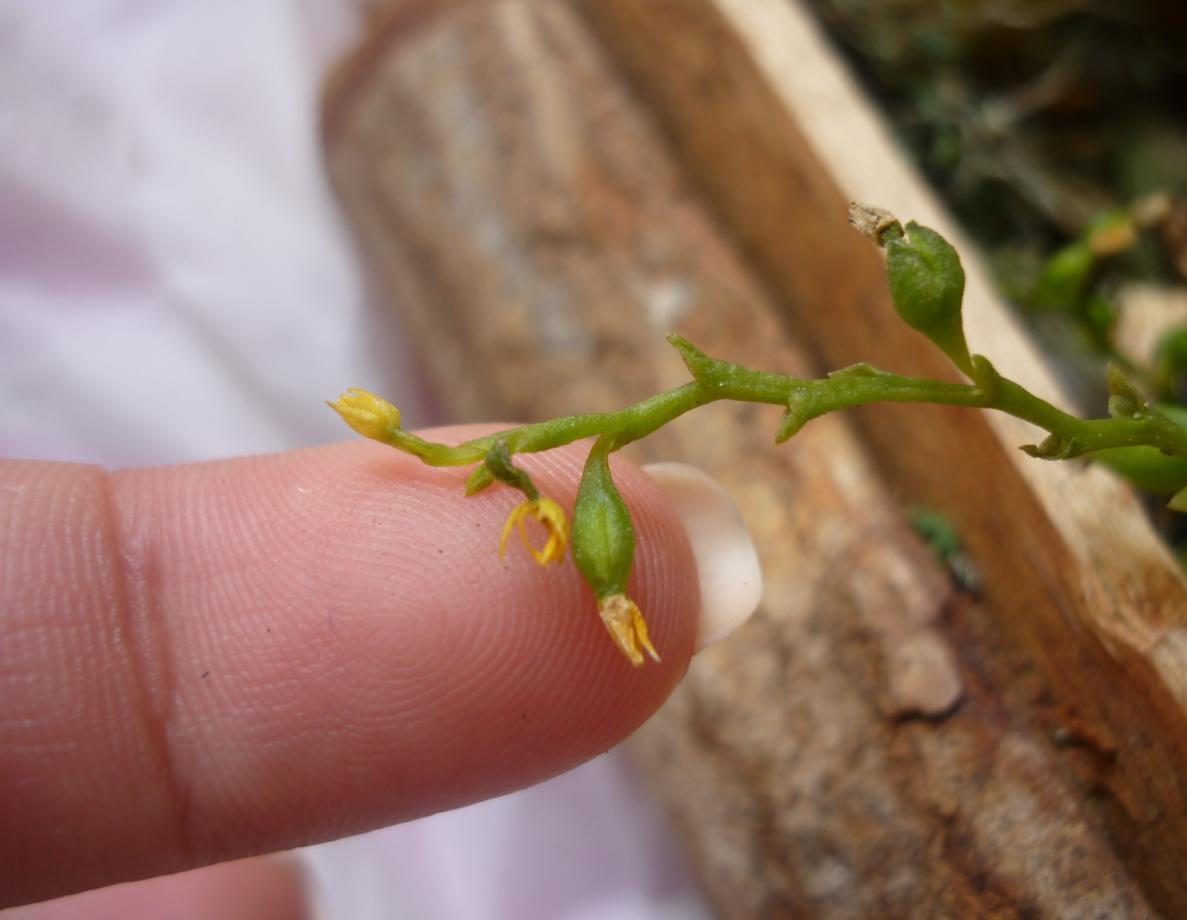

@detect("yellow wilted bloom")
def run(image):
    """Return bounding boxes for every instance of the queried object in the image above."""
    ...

[499,497,568,566]
[328,388,402,442]
[597,595,659,667]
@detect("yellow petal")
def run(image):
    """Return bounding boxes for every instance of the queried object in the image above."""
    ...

[500,501,533,559]
[597,595,660,666]
[501,498,568,566]
[532,498,569,565]
[328,388,401,441]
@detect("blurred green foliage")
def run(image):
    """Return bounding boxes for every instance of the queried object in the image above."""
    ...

[808,0,1187,543]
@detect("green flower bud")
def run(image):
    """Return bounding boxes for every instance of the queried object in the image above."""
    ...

[572,439,635,599]
[571,438,659,666]
[885,221,973,375]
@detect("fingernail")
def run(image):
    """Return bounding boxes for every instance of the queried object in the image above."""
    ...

[643,462,763,651]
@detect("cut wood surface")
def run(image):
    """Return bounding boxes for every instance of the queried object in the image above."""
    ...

[323,0,1175,915]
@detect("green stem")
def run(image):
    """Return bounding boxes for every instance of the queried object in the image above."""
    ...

[380,337,1187,470]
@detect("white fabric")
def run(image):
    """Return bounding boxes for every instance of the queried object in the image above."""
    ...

[0,0,422,465]
[0,2,706,917]
[305,756,709,920]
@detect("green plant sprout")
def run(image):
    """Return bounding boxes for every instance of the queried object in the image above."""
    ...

[330,205,1187,667]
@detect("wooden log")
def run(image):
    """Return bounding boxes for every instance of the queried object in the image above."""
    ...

[322,1,1162,914]
[579,0,1187,913]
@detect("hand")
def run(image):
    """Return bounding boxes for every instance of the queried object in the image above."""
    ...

[1,426,757,914]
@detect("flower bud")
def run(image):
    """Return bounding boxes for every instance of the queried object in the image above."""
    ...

[328,388,402,442]
[572,443,634,597]
[885,221,973,375]
[571,440,659,665]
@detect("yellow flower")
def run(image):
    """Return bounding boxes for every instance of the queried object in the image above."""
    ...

[597,594,660,667]
[328,388,402,442]
[499,497,568,566]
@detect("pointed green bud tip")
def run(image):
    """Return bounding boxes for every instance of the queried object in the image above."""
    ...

[667,334,714,382]
[1170,485,1187,514]
[464,465,495,496]
[775,390,816,444]
[827,362,893,381]
[1020,434,1076,461]
[970,355,1000,398]
[775,408,807,444]
[884,221,973,376]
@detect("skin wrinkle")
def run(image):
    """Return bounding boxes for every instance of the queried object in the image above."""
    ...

[100,468,194,867]
[1,464,190,906]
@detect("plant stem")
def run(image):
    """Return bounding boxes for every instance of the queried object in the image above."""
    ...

[383,337,1187,470]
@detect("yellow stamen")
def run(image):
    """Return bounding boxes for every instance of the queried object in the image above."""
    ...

[327,388,402,442]
[597,595,660,666]
[499,497,568,566]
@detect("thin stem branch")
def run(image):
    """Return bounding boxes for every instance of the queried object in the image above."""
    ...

[385,337,1187,473]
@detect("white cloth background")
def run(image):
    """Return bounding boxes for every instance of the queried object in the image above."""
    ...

[0,2,708,917]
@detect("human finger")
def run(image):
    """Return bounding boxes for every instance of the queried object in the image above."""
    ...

[1,428,703,906]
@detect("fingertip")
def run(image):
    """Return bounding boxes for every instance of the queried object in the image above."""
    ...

[2,855,312,920]
[124,431,704,831]
[0,434,707,903]
[642,462,763,650]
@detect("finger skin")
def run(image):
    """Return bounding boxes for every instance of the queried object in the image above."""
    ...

[0,428,698,907]
[1,856,309,920]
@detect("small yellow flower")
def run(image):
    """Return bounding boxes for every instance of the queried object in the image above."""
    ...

[499,497,568,566]
[597,594,660,667]
[328,388,402,442]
